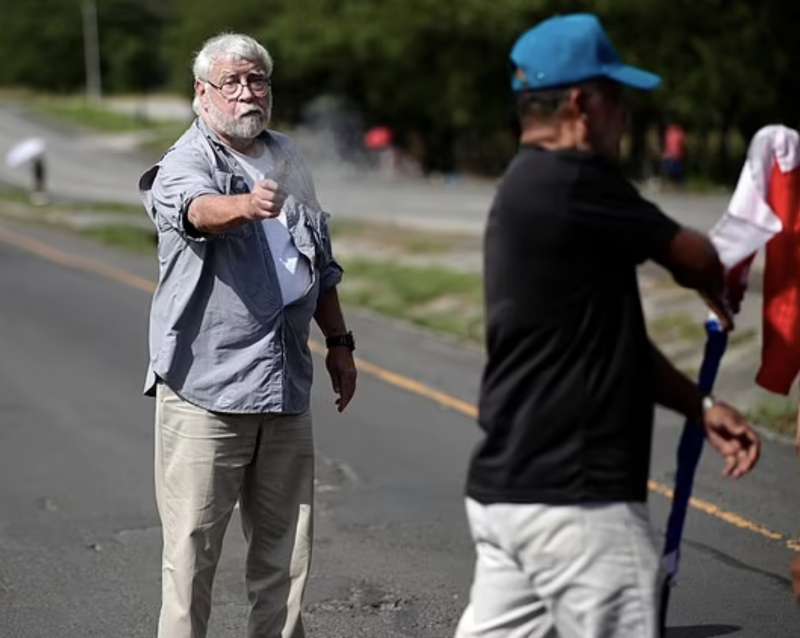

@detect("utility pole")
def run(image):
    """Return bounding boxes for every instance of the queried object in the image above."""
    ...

[82,0,102,101]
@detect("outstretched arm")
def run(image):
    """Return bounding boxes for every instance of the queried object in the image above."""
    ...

[187,179,286,234]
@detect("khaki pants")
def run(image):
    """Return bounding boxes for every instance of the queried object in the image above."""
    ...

[155,383,314,638]
[456,499,663,638]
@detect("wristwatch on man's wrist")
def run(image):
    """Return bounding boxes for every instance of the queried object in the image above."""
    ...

[325,331,355,351]
[701,394,716,416]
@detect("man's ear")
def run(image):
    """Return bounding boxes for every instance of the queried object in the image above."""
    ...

[567,87,592,147]
[570,86,591,120]
[194,80,207,104]
[555,88,586,130]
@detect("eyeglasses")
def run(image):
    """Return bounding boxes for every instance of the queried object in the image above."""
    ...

[205,74,271,99]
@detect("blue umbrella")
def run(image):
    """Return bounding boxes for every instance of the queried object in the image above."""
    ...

[659,316,728,631]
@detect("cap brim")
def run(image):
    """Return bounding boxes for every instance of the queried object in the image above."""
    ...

[605,65,661,91]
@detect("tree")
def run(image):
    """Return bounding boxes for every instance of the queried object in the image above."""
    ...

[3,0,798,179]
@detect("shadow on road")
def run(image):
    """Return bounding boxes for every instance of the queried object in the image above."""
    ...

[666,624,740,637]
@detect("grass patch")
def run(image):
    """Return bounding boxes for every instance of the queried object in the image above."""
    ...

[0,182,143,216]
[682,176,731,195]
[0,183,37,205]
[80,225,156,254]
[24,95,190,159]
[29,96,161,132]
[728,327,758,348]
[331,218,478,255]
[76,199,144,215]
[138,121,193,158]
[747,396,797,437]
[647,312,706,345]
[339,258,483,342]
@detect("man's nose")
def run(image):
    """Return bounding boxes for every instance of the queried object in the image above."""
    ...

[237,82,256,101]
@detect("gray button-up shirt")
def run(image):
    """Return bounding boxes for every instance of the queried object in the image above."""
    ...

[139,118,343,413]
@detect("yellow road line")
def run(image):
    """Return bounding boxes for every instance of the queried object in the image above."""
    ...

[1,221,796,553]
[0,226,156,294]
[308,341,479,418]
[647,480,797,551]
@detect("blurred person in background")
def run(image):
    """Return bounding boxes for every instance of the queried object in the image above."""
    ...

[139,32,356,638]
[456,14,760,638]
[661,122,687,185]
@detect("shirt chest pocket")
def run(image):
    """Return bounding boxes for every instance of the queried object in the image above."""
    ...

[214,170,254,239]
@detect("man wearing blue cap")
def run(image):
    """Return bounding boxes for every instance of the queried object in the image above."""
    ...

[457,14,760,638]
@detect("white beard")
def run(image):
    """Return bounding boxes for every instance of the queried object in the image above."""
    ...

[204,94,272,141]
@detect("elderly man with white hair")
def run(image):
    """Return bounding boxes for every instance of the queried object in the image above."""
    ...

[139,33,357,638]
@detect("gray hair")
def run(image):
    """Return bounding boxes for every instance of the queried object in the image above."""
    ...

[192,33,273,114]
[193,33,272,80]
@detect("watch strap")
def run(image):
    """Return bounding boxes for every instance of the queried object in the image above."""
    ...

[325,331,355,351]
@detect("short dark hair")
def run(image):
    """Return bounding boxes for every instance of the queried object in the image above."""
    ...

[515,88,572,124]
[515,79,622,125]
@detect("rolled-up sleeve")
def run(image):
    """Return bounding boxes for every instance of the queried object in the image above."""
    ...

[151,145,220,240]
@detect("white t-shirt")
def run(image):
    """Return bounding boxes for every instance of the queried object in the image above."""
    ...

[230,142,312,306]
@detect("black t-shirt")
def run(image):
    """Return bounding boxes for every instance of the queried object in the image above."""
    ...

[467,146,680,504]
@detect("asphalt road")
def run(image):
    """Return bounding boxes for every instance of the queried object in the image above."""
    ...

[0,218,798,637]
[1,102,799,636]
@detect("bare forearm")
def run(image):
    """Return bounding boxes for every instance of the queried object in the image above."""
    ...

[314,287,347,337]
[656,227,733,328]
[651,341,703,422]
[187,178,286,234]
[652,341,760,477]
[659,228,725,297]
[187,194,252,234]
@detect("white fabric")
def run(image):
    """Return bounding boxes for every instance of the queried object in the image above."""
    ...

[5,137,45,167]
[155,383,313,638]
[710,214,775,271]
[455,499,663,638]
[230,142,312,306]
[709,125,800,270]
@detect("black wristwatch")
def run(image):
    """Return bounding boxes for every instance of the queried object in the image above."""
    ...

[325,331,355,351]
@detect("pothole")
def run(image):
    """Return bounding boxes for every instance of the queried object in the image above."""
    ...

[307,583,411,614]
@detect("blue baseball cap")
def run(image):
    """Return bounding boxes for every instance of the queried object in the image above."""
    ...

[510,13,661,92]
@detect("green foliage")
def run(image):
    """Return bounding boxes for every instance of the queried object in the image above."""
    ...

[0,0,85,91]
[0,0,168,93]
[2,0,799,178]
[747,396,797,437]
